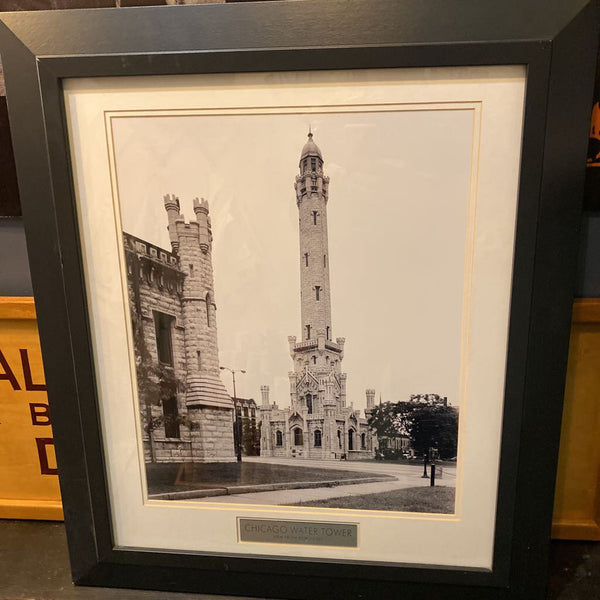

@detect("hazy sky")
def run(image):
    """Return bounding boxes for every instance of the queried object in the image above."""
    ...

[114,109,473,410]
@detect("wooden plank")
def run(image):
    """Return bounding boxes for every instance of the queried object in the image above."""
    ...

[571,297,600,323]
[0,499,63,521]
[0,296,36,319]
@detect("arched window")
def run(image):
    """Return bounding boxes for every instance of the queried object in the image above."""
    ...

[361,433,366,450]
[315,286,321,301]
[306,324,311,340]
[348,429,354,451]
[312,355,317,365]
[306,394,313,414]
[276,431,283,446]
[326,326,330,340]
[294,428,303,446]
[314,430,322,447]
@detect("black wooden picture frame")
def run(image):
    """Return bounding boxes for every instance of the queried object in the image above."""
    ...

[0,1,597,598]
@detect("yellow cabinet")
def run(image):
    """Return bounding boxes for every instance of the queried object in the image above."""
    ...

[552,299,600,539]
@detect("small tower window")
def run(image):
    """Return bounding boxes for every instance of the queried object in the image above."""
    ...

[306,325,311,340]
[315,286,321,301]
[189,264,194,277]
[205,293,214,327]
[312,211,318,225]
[304,253,309,267]
[312,355,317,365]
[326,326,330,340]
[314,430,322,447]
[276,431,283,446]
[311,158,316,171]
[294,428,303,446]
[323,254,327,267]
[197,351,202,371]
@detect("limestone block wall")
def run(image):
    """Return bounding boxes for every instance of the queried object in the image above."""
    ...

[188,406,235,462]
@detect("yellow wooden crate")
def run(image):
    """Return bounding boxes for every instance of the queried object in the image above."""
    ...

[0,297,62,520]
[552,298,600,539]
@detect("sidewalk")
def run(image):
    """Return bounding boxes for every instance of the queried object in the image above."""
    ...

[194,457,455,507]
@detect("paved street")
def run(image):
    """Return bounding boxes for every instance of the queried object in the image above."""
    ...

[199,456,455,506]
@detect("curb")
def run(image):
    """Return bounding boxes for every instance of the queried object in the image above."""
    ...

[149,475,395,501]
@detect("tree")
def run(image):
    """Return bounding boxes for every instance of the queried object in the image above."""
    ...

[367,402,404,439]
[405,404,458,459]
[367,397,459,460]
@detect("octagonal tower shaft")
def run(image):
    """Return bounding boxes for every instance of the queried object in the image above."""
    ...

[294,133,332,342]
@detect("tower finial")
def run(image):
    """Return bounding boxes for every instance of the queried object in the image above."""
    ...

[308,124,312,139]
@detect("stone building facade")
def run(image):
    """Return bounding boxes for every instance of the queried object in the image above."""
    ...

[125,195,235,464]
[260,133,375,460]
[233,397,260,456]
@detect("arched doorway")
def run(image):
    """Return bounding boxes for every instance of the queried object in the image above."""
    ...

[348,429,354,451]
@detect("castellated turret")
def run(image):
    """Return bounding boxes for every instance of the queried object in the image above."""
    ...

[366,389,375,409]
[261,385,270,408]
[163,194,235,462]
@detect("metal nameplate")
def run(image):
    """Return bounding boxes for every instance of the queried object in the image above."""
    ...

[238,518,358,548]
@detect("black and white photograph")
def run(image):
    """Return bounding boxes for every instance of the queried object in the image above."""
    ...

[114,110,467,515]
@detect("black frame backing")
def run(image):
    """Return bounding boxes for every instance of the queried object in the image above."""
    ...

[0,1,597,598]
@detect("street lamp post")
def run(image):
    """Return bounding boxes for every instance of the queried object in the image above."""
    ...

[220,366,246,463]
[421,452,429,478]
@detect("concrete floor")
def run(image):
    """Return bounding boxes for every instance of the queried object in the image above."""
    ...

[0,519,597,599]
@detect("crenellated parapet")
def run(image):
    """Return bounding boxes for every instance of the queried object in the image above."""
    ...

[123,232,184,296]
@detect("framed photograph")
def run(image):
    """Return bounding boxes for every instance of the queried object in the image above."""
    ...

[0,1,596,598]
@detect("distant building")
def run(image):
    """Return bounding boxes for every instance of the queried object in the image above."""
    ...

[260,133,375,460]
[233,397,260,456]
[125,195,235,464]
[378,435,412,455]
